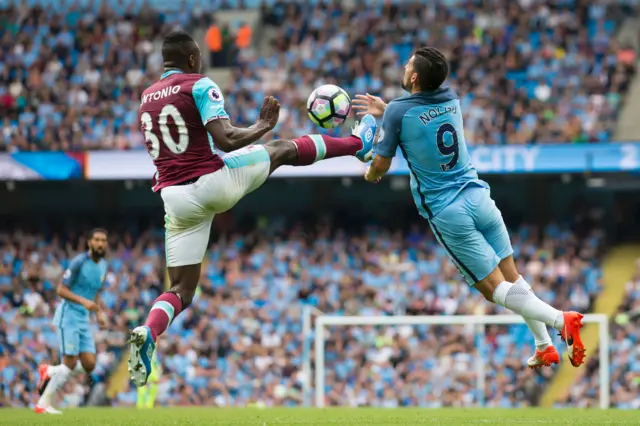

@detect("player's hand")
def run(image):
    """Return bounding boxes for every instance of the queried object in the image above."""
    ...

[258,96,280,130]
[83,300,99,312]
[352,93,387,118]
[97,312,108,329]
[364,167,382,184]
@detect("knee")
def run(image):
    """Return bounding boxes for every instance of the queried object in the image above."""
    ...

[264,140,296,164]
[63,356,78,370]
[474,273,503,302]
[479,286,495,302]
[81,359,96,374]
[169,285,195,309]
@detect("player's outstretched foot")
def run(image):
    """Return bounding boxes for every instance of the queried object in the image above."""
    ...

[34,404,62,415]
[127,326,155,387]
[37,364,51,396]
[560,311,586,367]
[527,345,560,369]
[352,113,377,162]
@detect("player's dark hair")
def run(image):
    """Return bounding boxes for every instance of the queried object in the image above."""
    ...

[413,47,449,91]
[89,228,108,239]
[162,30,198,69]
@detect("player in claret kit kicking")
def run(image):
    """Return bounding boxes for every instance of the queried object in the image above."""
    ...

[353,47,586,370]
[129,29,378,386]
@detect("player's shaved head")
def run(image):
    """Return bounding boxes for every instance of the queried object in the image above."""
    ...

[405,47,449,93]
[162,30,201,73]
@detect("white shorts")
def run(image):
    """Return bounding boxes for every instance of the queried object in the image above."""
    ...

[160,145,271,267]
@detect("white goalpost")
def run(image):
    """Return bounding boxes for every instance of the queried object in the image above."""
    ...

[312,314,610,409]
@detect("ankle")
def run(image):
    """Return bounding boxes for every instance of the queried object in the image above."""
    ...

[536,343,550,351]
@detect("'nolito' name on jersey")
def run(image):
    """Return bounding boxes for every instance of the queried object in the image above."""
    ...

[418,105,458,125]
[141,85,182,104]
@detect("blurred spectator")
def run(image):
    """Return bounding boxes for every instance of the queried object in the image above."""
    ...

[238,0,638,144]
[236,22,252,51]
[2,0,639,151]
[206,19,225,68]
[1,216,629,408]
[0,3,241,152]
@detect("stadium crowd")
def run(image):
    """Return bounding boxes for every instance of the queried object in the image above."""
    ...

[1,0,639,151]
[3,215,636,409]
[250,0,637,144]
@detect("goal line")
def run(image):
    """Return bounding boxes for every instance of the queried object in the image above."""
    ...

[312,314,610,409]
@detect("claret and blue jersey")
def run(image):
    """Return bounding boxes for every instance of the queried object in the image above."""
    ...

[158,69,230,127]
[140,69,230,191]
[375,88,513,286]
[52,252,108,355]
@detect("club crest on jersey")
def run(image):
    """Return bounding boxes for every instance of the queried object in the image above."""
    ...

[208,88,221,102]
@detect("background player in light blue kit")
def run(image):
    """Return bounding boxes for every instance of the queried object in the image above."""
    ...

[35,228,109,414]
[352,47,586,370]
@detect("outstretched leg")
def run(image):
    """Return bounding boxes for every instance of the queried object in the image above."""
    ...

[264,114,377,174]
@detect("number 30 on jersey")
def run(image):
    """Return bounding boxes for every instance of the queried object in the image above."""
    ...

[141,104,190,159]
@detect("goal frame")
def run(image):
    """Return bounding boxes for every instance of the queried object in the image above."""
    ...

[313,314,610,409]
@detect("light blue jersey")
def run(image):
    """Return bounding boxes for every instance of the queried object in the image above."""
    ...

[376,88,512,285]
[192,75,229,154]
[53,252,108,355]
[376,88,488,218]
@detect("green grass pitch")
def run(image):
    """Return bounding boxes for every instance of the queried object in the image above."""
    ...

[2,408,639,425]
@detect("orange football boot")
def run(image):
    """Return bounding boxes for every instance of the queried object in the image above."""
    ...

[559,311,586,367]
[527,345,560,369]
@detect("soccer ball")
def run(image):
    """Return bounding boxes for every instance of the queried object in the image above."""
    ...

[307,84,351,129]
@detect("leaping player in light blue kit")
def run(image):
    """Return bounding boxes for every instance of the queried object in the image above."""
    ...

[35,228,109,414]
[353,47,586,369]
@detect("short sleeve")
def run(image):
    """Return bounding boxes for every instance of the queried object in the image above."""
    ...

[62,254,84,286]
[192,77,230,125]
[375,101,404,158]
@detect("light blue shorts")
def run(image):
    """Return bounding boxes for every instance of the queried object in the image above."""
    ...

[56,322,95,356]
[429,186,513,286]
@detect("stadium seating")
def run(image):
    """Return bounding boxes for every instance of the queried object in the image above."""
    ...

[1,0,638,412]
[3,219,632,408]
[237,0,638,144]
[1,0,638,151]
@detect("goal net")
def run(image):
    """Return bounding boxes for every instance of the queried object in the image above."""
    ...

[308,314,609,409]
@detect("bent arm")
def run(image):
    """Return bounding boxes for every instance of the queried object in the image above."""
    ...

[365,101,403,182]
[56,284,92,307]
[205,119,270,153]
[58,256,91,307]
